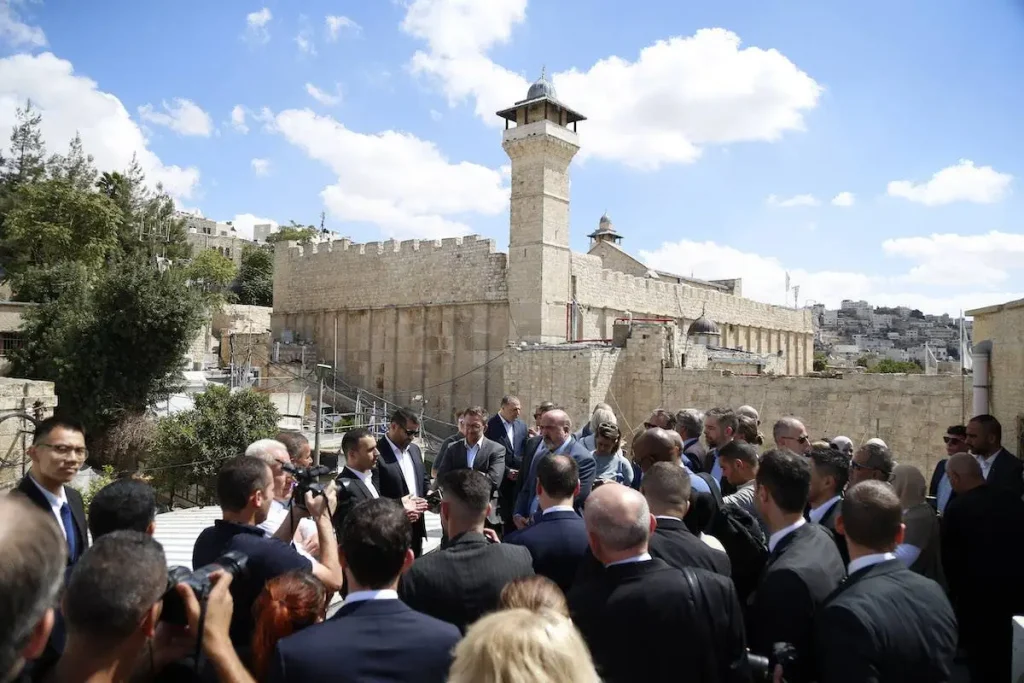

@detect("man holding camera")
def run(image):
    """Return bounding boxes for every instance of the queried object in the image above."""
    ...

[193,455,343,651]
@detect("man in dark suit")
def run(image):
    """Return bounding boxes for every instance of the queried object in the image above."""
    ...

[966,413,1024,498]
[512,402,554,507]
[430,410,464,480]
[435,407,505,527]
[504,454,588,593]
[486,395,528,530]
[332,427,380,535]
[929,425,967,514]
[399,470,534,633]
[270,498,460,683]
[747,448,844,683]
[568,483,748,683]
[675,408,709,472]
[375,407,430,556]
[942,452,1024,682]
[812,481,957,683]
[513,409,596,529]
[642,462,731,576]
[807,445,850,565]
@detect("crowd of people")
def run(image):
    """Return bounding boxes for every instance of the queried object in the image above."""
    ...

[3,398,1023,683]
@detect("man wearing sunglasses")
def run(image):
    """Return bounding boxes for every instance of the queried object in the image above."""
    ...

[928,425,967,514]
[773,417,811,456]
[849,441,895,486]
[377,407,431,557]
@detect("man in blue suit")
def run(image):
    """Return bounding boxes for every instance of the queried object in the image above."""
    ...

[504,454,589,594]
[485,395,529,531]
[513,409,596,529]
[268,498,460,683]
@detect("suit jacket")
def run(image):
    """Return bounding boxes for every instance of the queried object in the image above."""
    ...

[928,458,947,499]
[398,531,534,633]
[568,557,748,683]
[503,509,589,594]
[332,467,379,538]
[435,436,506,525]
[513,437,597,518]
[984,447,1024,498]
[513,435,544,503]
[746,522,845,683]
[683,438,710,473]
[812,497,850,566]
[431,433,461,476]
[815,560,957,683]
[649,516,731,577]
[15,474,88,564]
[485,414,528,471]
[376,437,430,551]
[268,598,461,683]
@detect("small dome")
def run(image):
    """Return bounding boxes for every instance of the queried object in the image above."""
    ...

[526,68,556,100]
[687,315,720,337]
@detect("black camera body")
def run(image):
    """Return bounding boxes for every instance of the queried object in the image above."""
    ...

[283,462,333,507]
[747,642,799,682]
[161,551,248,625]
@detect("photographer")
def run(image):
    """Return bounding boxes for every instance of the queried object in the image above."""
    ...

[192,456,342,653]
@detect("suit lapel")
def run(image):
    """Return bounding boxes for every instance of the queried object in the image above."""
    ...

[340,469,373,499]
[410,443,424,497]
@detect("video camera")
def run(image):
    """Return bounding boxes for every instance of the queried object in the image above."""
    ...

[161,551,248,625]
[282,462,333,508]
[747,642,798,682]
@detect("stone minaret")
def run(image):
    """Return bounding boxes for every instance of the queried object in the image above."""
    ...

[497,69,586,344]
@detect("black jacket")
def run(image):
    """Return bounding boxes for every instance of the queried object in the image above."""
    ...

[503,509,588,594]
[398,531,534,633]
[15,473,88,564]
[746,522,845,683]
[983,448,1024,498]
[649,516,731,577]
[375,436,430,555]
[684,438,710,473]
[434,436,506,525]
[810,497,849,566]
[568,557,748,683]
[332,467,379,540]
[815,559,957,683]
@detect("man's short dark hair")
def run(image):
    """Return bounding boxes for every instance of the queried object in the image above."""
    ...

[500,395,519,407]
[537,454,578,499]
[969,414,1002,442]
[390,406,419,427]
[841,481,902,551]
[340,498,411,589]
[88,479,156,539]
[649,408,676,430]
[674,409,703,439]
[718,441,758,468]
[64,531,167,644]
[756,448,811,514]
[808,445,849,494]
[275,431,309,460]
[705,407,738,434]
[640,461,691,510]
[858,442,894,478]
[438,469,491,517]
[216,456,271,512]
[342,427,372,456]
[535,401,556,415]
[0,497,66,681]
[946,425,966,438]
[32,415,86,444]
[462,406,487,422]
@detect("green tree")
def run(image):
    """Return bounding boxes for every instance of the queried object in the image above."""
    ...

[265,222,318,244]
[3,100,46,189]
[812,352,827,372]
[868,358,923,374]
[70,465,116,511]
[9,259,208,446]
[148,386,280,502]
[186,248,238,295]
[235,245,273,306]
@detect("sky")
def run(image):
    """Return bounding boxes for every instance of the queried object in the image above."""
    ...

[1,0,1023,316]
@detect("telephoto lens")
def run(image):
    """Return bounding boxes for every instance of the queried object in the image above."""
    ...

[160,551,249,625]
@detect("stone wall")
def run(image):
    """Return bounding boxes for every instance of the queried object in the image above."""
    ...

[213,304,272,336]
[0,377,57,491]
[970,297,1024,455]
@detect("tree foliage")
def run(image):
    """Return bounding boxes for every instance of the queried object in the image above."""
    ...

[186,248,238,294]
[235,245,273,306]
[867,358,923,374]
[148,386,280,502]
[265,223,318,244]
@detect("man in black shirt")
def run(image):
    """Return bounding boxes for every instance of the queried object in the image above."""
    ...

[193,455,343,649]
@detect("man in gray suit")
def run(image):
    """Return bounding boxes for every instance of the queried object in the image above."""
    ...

[434,407,505,526]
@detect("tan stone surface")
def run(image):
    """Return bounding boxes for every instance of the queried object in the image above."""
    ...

[970,298,1024,455]
[0,377,57,491]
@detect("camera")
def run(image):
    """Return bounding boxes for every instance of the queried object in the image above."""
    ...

[283,462,333,508]
[161,551,248,625]
[747,642,798,682]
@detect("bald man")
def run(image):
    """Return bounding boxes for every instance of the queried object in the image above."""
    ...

[512,409,596,529]
[942,452,1024,683]
[567,484,747,683]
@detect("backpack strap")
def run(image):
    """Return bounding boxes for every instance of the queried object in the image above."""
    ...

[696,472,724,506]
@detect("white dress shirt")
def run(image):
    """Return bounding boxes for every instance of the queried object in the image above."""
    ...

[465,440,480,469]
[343,589,399,606]
[808,495,842,525]
[29,474,70,541]
[768,517,806,553]
[500,417,516,449]
[258,499,290,535]
[386,435,419,497]
[345,466,379,498]
[848,551,897,575]
[543,504,576,515]
[978,450,1000,480]
[605,552,652,567]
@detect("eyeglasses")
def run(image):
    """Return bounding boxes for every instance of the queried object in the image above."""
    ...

[943,436,964,444]
[402,425,421,438]
[37,443,88,458]
[643,422,655,429]
[849,460,876,471]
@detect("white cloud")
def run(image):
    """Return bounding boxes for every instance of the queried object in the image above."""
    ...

[887,160,1012,206]
[270,108,508,239]
[402,1,822,169]
[296,31,315,55]
[227,213,278,240]
[639,232,1024,316]
[831,191,854,207]
[138,98,213,137]
[767,193,819,208]
[251,158,271,176]
[305,83,341,107]
[0,0,46,47]
[245,7,272,43]
[0,52,199,198]
[429,108,442,121]
[230,104,248,133]
[326,15,361,40]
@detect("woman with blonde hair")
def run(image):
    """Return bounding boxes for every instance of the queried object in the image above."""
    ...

[891,463,944,586]
[449,608,599,683]
[499,575,569,616]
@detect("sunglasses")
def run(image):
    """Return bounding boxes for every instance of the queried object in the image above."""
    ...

[943,436,963,444]
[849,460,877,471]
[643,422,656,429]
[402,425,420,437]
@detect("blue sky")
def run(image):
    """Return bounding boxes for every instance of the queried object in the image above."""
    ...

[1,0,1023,315]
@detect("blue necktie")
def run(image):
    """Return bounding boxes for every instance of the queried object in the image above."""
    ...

[60,502,78,562]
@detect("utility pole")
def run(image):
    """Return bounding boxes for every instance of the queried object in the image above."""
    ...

[313,363,332,466]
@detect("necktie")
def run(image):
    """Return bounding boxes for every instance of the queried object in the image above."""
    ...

[60,502,78,562]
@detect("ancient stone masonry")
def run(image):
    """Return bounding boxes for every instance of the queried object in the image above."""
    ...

[0,378,57,490]
[969,297,1024,455]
